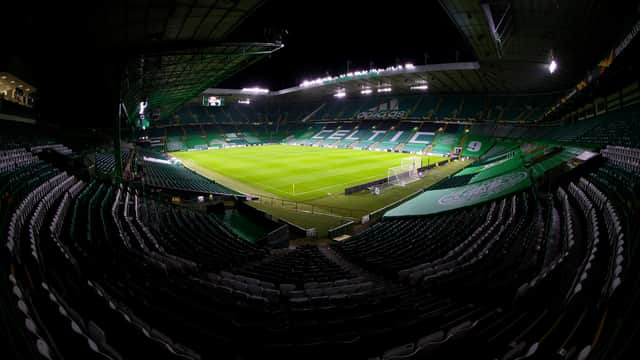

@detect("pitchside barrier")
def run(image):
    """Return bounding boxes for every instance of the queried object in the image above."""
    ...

[327,221,355,239]
[255,224,290,248]
[344,177,388,195]
[251,195,364,220]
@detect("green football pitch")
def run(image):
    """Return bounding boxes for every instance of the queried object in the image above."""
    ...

[172,145,445,201]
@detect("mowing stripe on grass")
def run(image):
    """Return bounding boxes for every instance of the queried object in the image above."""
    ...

[172,145,445,201]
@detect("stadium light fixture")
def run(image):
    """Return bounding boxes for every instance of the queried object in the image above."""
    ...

[139,100,147,116]
[242,87,269,94]
[377,87,392,93]
[299,61,421,87]
[410,85,429,91]
[548,60,557,74]
[334,90,347,98]
[361,88,373,95]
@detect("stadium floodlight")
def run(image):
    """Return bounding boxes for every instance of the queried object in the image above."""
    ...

[361,88,373,95]
[334,90,346,98]
[410,85,429,91]
[242,87,269,94]
[548,60,557,74]
[377,87,392,93]
[298,61,424,87]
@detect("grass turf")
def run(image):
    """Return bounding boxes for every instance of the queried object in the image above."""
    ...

[173,145,445,202]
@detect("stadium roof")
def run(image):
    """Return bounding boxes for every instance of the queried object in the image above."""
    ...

[124,42,282,121]
[7,0,638,126]
[203,62,491,100]
[199,58,573,100]
[439,0,637,92]
[6,0,288,126]
[104,0,282,121]
[199,0,637,102]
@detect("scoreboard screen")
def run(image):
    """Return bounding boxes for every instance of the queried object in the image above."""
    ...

[203,96,224,107]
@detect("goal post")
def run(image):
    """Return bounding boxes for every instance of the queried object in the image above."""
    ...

[387,157,422,187]
[401,156,422,172]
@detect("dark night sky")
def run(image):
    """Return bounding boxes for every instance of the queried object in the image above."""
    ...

[2,0,473,127]
[220,0,475,90]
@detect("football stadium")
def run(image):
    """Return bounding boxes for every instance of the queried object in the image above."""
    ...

[2,0,640,359]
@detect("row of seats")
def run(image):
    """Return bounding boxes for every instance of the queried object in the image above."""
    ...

[576,177,625,298]
[334,202,496,276]
[601,145,640,173]
[95,150,130,175]
[0,148,38,173]
[2,142,640,359]
[333,154,639,359]
[140,158,239,195]
[2,145,275,358]
[30,144,73,156]
[231,245,355,287]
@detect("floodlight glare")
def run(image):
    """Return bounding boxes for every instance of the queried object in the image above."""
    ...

[238,99,251,104]
[405,63,415,70]
[410,85,429,91]
[548,60,557,74]
[334,91,346,98]
[377,87,392,93]
[139,100,147,116]
[361,89,373,95]
[242,87,269,94]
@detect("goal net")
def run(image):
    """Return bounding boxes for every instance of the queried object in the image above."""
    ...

[387,157,422,187]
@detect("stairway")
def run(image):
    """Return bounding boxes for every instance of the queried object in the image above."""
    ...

[318,247,381,281]
[456,131,469,155]
[301,103,326,122]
